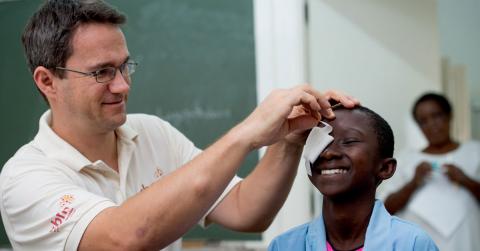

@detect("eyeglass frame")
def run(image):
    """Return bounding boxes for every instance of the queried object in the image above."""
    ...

[55,60,138,83]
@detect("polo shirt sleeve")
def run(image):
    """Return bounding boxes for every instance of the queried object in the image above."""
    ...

[268,239,280,251]
[150,115,243,228]
[412,231,440,251]
[0,162,116,251]
[198,176,242,228]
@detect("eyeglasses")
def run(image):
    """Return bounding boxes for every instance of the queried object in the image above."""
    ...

[55,61,138,83]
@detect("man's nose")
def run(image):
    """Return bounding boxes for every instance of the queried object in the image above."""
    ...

[109,69,130,94]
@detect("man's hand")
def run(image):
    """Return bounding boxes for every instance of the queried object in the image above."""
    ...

[235,85,358,149]
[283,89,359,146]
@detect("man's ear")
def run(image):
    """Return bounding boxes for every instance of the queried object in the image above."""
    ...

[33,66,57,100]
[377,157,397,181]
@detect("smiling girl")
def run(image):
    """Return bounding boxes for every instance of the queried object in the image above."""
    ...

[269,106,438,251]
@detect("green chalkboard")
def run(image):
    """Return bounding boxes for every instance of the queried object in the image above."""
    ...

[0,0,259,246]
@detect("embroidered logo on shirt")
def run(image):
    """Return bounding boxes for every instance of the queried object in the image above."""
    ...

[49,194,76,232]
[139,167,164,192]
[59,194,74,207]
[154,167,163,178]
[140,184,149,191]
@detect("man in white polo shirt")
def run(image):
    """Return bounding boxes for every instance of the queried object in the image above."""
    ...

[0,0,357,250]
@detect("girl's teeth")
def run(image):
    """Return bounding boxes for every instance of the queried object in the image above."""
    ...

[321,169,347,175]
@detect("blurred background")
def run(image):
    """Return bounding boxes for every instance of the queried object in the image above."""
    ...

[0,0,478,250]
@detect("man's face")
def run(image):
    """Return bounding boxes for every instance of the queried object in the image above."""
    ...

[309,109,381,199]
[53,22,131,133]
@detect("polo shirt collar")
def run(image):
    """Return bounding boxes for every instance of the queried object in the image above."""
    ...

[115,118,138,143]
[306,200,392,251]
[363,200,392,250]
[33,110,138,172]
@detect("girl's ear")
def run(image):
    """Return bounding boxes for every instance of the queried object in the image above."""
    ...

[377,158,397,181]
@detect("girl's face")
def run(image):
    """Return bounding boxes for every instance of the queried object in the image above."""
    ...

[309,109,382,199]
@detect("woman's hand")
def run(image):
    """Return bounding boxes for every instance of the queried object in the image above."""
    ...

[411,162,432,187]
[443,164,468,186]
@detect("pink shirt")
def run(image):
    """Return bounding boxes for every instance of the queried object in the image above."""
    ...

[327,241,364,251]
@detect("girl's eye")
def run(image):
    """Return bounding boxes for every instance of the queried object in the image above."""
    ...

[342,139,359,145]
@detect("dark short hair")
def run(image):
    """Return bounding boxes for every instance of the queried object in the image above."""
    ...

[335,105,395,159]
[412,93,452,122]
[22,0,126,75]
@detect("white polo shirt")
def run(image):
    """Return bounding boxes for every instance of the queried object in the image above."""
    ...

[0,110,241,251]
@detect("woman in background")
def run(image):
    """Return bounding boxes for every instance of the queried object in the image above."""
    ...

[380,93,480,251]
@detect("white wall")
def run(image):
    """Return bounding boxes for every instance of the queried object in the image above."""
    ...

[437,0,480,140]
[307,0,442,152]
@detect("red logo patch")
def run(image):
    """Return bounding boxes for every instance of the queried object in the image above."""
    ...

[49,195,76,232]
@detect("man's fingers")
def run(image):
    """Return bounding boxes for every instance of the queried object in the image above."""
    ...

[288,104,321,122]
[294,85,334,118]
[323,90,359,108]
[346,95,360,105]
[297,85,361,119]
[288,114,319,133]
[296,89,322,112]
[282,85,360,133]
[310,88,334,119]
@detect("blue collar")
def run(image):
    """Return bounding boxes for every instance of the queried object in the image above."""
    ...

[305,200,392,251]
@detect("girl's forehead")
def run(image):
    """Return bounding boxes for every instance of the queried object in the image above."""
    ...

[330,109,371,127]
[327,110,377,139]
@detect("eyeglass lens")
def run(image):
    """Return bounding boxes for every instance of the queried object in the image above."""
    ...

[96,62,136,83]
